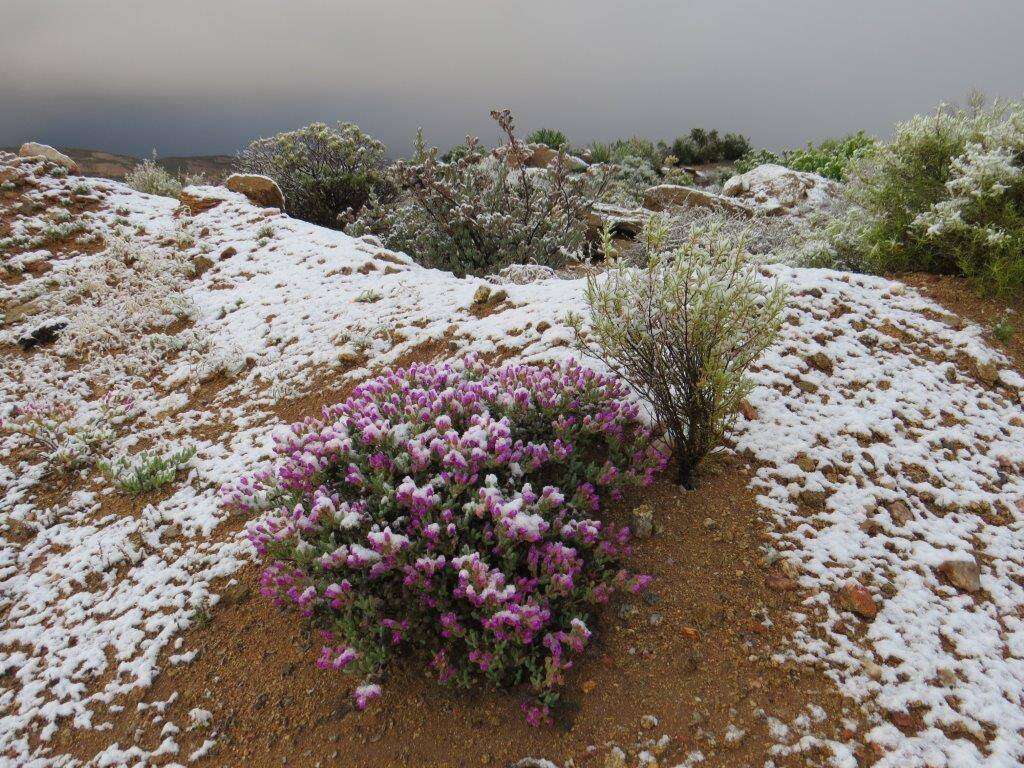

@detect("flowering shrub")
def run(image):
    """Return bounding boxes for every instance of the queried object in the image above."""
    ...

[345,110,609,276]
[573,218,785,488]
[802,97,1024,295]
[224,358,664,721]
[236,122,394,228]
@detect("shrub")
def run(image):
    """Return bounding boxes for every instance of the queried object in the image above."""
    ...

[2,392,134,474]
[782,132,877,181]
[808,97,1024,295]
[671,129,751,165]
[125,153,183,198]
[587,141,613,165]
[345,110,609,276]
[100,445,196,495]
[527,128,569,150]
[573,219,785,488]
[733,149,782,175]
[223,358,664,722]
[236,122,393,228]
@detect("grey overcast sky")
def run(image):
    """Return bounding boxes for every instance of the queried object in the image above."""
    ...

[2,0,1022,157]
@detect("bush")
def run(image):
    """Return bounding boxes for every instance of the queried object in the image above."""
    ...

[573,220,785,488]
[782,132,877,181]
[807,97,1024,295]
[733,149,782,175]
[527,128,569,149]
[671,129,751,165]
[100,445,196,495]
[346,110,609,276]
[125,154,182,198]
[236,122,393,228]
[224,358,664,723]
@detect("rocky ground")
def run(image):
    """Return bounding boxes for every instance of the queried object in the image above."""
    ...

[1,151,1023,768]
[0,147,234,181]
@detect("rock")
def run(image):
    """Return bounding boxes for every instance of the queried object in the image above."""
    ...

[720,164,840,217]
[841,581,878,619]
[3,299,41,325]
[524,144,588,171]
[938,555,982,593]
[224,173,285,209]
[649,612,664,627]
[642,184,753,217]
[510,760,559,768]
[604,747,627,768]
[630,504,654,539]
[18,142,79,173]
[738,399,758,421]
[179,189,222,214]
[641,714,659,729]
[472,285,492,305]
[586,203,647,240]
[17,317,68,351]
[889,499,914,526]
[219,246,238,261]
[974,358,1000,386]
[798,488,829,509]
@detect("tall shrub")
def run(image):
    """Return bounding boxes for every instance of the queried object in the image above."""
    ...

[346,110,609,276]
[236,122,393,228]
[224,358,665,723]
[573,219,785,488]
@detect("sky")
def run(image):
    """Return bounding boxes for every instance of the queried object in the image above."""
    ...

[2,0,1023,158]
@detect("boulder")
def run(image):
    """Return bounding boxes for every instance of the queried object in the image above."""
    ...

[586,203,647,239]
[721,163,840,216]
[18,143,78,174]
[224,173,285,209]
[524,144,589,172]
[642,184,753,216]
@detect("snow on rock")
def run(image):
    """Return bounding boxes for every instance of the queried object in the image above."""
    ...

[721,163,841,216]
[1,152,1023,767]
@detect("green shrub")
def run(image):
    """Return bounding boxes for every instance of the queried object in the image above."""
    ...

[346,110,609,276]
[807,97,1024,295]
[733,149,783,175]
[100,445,195,495]
[671,129,751,165]
[572,217,785,488]
[587,141,613,164]
[236,122,393,228]
[441,142,472,163]
[783,132,877,181]
[527,128,569,149]
[125,154,182,198]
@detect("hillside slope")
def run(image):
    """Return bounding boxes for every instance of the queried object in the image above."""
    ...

[2,152,1023,768]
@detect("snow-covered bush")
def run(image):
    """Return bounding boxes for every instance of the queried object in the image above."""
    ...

[573,220,785,488]
[802,97,1024,295]
[223,357,664,722]
[346,110,608,276]
[40,235,198,363]
[236,122,393,228]
[125,154,182,198]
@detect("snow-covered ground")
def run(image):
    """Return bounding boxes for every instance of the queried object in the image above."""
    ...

[1,154,1022,767]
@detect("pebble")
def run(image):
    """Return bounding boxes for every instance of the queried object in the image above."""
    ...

[649,612,664,627]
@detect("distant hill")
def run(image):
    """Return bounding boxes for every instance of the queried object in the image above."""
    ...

[1,146,234,181]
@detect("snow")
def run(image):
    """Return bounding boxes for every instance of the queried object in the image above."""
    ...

[1,154,1023,767]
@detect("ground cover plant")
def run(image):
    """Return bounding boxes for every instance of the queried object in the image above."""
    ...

[236,121,394,228]
[346,110,609,276]
[574,218,785,488]
[800,96,1024,295]
[224,357,665,723]
[100,445,196,495]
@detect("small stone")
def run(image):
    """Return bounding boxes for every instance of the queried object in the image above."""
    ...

[536,320,551,333]
[794,454,817,473]
[219,246,238,261]
[889,499,914,526]
[604,747,627,768]
[841,581,878,619]
[739,399,758,421]
[641,714,659,729]
[581,679,597,694]
[618,603,638,621]
[799,488,829,509]
[472,285,492,305]
[938,556,982,593]
[974,359,1000,386]
[702,517,717,530]
[649,612,664,627]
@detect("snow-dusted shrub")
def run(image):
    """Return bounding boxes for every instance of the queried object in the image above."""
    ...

[573,220,785,488]
[40,235,198,363]
[347,110,609,276]
[100,445,196,495]
[803,97,1024,295]
[735,132,876,181]
[235,122,393,228]
[1,392,134,474]
[670,128,751,165]
[125,154,182,198]
[223,358,664,722]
